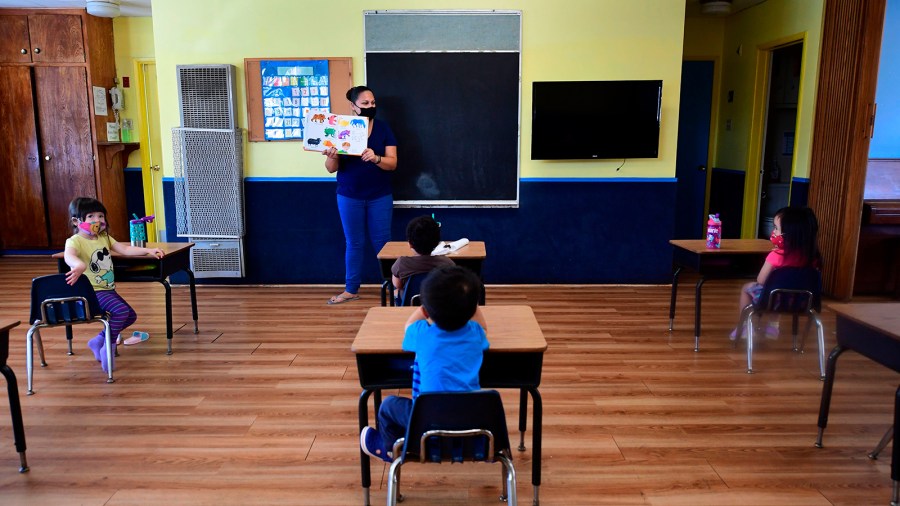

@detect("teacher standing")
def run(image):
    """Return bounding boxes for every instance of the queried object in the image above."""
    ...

[323,85,398,304]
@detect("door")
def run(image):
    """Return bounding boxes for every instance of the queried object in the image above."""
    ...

[673,60,714,239]
[138,61,165,241]
[757,43,802,238]
[0,66,48,248]
[34,66,96,247]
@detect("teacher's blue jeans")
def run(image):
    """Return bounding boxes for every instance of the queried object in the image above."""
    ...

[337,193,393,294]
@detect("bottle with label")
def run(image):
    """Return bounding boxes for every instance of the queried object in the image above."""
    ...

[121,118,133,143]
[706,214,722,249]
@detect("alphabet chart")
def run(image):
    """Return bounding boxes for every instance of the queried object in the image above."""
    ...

[303,113,368,156]
[260,59,330,141]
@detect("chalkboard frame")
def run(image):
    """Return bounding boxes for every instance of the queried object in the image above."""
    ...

[364,10,522,208]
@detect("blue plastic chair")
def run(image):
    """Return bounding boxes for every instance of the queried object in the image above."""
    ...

[25,274,113,395]
[396,271,429,307]
[737,267,826,378]
[386,390,517,505]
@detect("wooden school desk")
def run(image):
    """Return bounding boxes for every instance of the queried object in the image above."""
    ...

[351,305,547,505]
[376,240,487,306]
[669,239,772,351]
[1,320,27,472]
[815,303,900,505]
[52,242,198,355]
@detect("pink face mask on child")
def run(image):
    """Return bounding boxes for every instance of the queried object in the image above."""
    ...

[78,221,105,236]
[770,230,785,249]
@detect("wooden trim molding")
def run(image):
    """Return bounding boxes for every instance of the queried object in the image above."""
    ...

[808,0,886,299]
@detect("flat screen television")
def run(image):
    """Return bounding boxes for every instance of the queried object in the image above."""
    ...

[531,80,662,160]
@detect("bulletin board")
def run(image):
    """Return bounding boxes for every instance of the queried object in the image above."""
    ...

[244,57,353,142]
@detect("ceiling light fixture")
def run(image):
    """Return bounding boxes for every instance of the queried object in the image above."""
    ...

[700,0,732,16]
[86,0,121,18]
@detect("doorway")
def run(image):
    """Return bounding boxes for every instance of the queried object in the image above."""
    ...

[756,43,803,238]
[134,60,164,241]
[673,60,715,239]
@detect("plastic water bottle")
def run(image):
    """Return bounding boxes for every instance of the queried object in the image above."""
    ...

[706,214,722,249]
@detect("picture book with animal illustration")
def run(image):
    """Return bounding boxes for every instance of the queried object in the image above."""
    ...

[302,113,368,156]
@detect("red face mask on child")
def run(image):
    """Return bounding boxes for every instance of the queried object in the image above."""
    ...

[770,230,785,249]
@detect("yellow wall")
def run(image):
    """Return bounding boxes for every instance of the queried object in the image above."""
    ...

[112,16,155,167]
[683,16,725,58]
[715,0,824,179]
[148,0,687,180]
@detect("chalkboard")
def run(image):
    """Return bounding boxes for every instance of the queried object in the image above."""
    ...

[366,52,520,206]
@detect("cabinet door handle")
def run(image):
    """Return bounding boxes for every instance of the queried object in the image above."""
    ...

[20,48,27,54]
[33,47,41,54]
[44,155,51,161]
[151,164,160,171]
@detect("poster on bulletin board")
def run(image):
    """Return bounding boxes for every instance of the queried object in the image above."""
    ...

[260,59,330,141]
[302,113,368,155]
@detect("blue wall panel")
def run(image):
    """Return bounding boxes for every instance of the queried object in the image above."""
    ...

[124,167,146,220]
[708,168,745,239]
[162,179,677,285]
[790,177,809,207]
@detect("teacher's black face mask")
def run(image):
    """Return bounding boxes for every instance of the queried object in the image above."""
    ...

[357,106,377,119]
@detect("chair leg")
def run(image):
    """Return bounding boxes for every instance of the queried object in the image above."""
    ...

[386,459,403,506]
[732,304,753,348]
[790,314,797,351]
[103,320,115,384]
[34,328,46,367]
[66,325,74,356]
[812,312,826,380]
[25,327,35,396]
[869,426,893,459]
[746,310,757,374]
[498,452,517,505]
[796,313,814,353]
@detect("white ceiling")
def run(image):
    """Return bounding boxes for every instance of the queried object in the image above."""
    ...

[0,0,151,17]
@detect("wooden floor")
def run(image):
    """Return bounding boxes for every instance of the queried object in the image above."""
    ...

[0,256,897,505]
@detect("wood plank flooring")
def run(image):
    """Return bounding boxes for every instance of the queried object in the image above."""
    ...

[0,256,896,505]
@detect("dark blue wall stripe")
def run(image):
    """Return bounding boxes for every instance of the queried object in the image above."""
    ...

[162,179,677,284]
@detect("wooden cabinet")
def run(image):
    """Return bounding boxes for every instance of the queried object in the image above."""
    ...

[0,9,124,250]
[0,66,47,248]
[0,14,85,64]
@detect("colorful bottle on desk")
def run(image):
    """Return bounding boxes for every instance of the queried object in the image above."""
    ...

[706,214,722,249]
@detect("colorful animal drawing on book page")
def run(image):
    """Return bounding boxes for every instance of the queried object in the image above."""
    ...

[303,112,368,155]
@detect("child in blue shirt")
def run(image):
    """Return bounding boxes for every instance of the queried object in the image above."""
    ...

[360,265,488,462]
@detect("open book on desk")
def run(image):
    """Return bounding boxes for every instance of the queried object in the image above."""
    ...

[432,238,469,256]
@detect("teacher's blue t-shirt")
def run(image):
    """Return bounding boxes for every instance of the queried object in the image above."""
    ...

[335,118,397,200]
